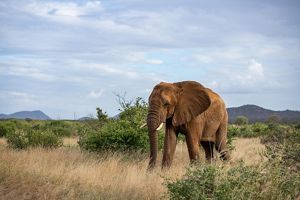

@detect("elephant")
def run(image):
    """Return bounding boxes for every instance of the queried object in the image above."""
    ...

[146,81,230,170]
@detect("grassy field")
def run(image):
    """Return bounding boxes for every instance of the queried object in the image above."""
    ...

[0,137,265,200]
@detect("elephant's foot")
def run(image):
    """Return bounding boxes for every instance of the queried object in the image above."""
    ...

[162,162,171,170]
[189,155,202,166]
[162,156,173,169]
[219,150,231,161]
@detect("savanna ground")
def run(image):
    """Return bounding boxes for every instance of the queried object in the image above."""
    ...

[0,136,265,200]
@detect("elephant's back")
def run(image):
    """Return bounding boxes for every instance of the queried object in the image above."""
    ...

[204,88,226,115]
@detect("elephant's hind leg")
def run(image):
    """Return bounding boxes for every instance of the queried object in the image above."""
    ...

[201,141,214,163]
[215,124,231,161]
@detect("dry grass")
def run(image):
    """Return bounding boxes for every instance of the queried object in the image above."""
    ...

[63,137,80,147]
[0,138,265,200]
[231,137,265,165]
[0,138,6,146]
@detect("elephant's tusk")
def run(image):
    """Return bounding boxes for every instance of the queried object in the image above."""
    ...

[156,123,164,131]
[140,123,147,128]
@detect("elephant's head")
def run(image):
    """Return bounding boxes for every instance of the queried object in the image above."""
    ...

[147,81,211,169]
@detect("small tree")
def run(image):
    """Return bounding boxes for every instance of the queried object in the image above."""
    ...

[96,107,108,123]
[235,116,249,125]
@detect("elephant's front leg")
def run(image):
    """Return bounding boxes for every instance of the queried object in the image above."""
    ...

[186,127,201,163]
[162,125,177,169]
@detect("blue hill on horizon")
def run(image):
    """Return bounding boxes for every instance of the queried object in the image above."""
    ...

[0,110,51,120]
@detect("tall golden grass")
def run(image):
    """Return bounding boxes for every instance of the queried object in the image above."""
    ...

[0,138,265,200]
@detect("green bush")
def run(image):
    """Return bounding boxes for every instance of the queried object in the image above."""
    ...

[294,122,300,129]
[166,161,300,200]
[6,129,63,149]
[44,121,75,137]
[6,129,29,149]
[0,119,31,133]
[0,122,16,137]
[166,165,217,200]
[79,119,164,152]
[261,125,300,171]
[228,125,254,138]
[30,120,76,137]
[251,122,268,135]
[283,131,300,170]
[166,124,300,200]
[228,123,268,138]
[79,97,164,153]
[234,116,249,125]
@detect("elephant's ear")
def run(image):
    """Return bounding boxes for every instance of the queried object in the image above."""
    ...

[172,81,211,126]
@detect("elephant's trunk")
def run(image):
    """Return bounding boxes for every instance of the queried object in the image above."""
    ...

[147,109,161,170]
[147,129,158,170]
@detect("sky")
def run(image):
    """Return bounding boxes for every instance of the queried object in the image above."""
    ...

[0,0,299,119]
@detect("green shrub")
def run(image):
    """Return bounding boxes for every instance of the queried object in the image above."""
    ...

[228,125,255,138]
[45,121,75,137]
[262,125,300,171]
[166,161,300,200]
[239,125,255,137]
[6,129,62,149]
[251,122,268,135]
[29,120,76,137]
[0,122,16,137]
[166,165,217,200]
[79,119,164,152]
[79,97,164,153]
[0,120,31,133]
[234,116,249,125]
[6,129,29,149]
[228,123,268,138]
[11,119,31,130]
[294,122,300,129]
[167,124,300,200]
[227,125,239,138]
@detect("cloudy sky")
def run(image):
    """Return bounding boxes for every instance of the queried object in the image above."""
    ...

[0,0,299,119]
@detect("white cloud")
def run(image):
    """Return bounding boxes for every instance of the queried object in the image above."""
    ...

[8,91,33,98]
[88,89,104,99]
[0,91,38,105]
[6,66,55,82]
[235,59,265,84]
[248,59,264,77]
[207,59,281,94]
[24,1,103,18]
[84,63,138,79]
[74,62,160,81]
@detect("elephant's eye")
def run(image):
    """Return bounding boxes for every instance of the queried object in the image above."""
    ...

[163,101,170,107]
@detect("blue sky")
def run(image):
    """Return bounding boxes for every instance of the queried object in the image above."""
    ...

[0,0,299,119]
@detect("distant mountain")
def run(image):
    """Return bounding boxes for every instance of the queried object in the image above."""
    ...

[0,110,51,120]
[2,105,299,122]
[78,116,95,121]
[227,105,300,123]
